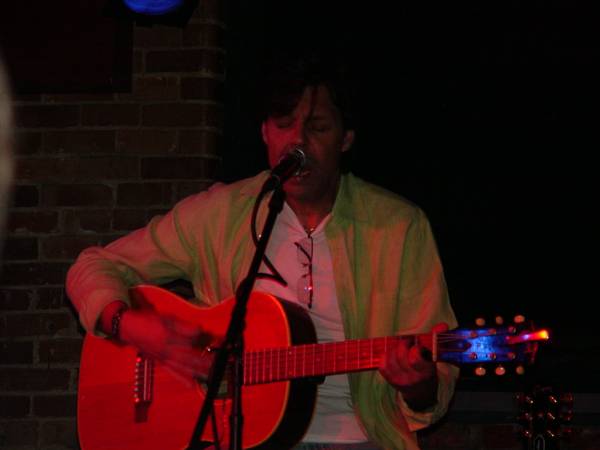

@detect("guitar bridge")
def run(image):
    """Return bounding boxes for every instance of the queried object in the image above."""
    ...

[134,353,153,405]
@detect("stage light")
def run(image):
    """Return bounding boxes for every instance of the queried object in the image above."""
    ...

[123,0,184,15]
[105,0,200,27]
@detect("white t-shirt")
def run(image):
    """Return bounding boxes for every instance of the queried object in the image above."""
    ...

[254,202,368,443]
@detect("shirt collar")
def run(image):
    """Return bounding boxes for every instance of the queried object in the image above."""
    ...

[239,171,371,225]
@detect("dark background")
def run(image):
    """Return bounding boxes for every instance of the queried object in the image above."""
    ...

[0,1,132,94]
[221,0,600,393]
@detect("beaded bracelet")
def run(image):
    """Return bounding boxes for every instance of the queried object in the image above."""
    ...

[111,307,128,340]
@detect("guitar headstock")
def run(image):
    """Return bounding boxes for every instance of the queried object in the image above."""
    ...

[437,315,549,376]
[516,385,574,450]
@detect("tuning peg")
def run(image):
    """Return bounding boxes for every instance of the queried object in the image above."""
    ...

[560,410,574,422]
[475,317,486,327]
[514,314,526,324]
[545,430,556,439]
[515,365,525,375]
[517,412,533,423]
[475,366,486,376]
[561,427,574,439]
[495,365,506,376]
[548,395,558,405]
[522,430,532,439]
[495,315,504,325]
[560,392,574,405]
[516,393,534,405]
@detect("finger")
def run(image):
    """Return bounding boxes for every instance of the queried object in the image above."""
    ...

[408,345,432,370]
[164,351,212,383]
[170,318,205,339]
[167,345,213,379]
[432,322,449,333]
[387,338,410,367]
[162,362,197,389]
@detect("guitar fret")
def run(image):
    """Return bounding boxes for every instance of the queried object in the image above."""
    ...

[247,352,251,385]
[255,350,259,384]
[255,351,259,384]
[242,352,245,384]
[253,350,257,384]
[259,351,263,383]
[259,350,263,384]
[269,347,273,383]
[264,348,267,383]
[357,339,366,368]
[292,346,296,378]
[302,345,306,376]
[322,343,329,374]
[345,341,350,371]
[276,347,280,381]
[384,336,387,364]
[265,349,269,383]
[266,349,269,383]
[332,343,338,372]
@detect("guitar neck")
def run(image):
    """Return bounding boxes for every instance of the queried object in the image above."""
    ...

[243,335,419,385]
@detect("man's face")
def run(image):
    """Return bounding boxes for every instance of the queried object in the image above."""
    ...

[261,85,354,204]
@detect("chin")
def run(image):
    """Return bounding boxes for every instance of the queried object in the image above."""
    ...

[284,180,313,200]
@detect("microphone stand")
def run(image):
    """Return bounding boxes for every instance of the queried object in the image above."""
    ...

[186,183,286,450]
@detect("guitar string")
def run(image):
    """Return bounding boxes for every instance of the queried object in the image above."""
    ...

[241,333,512,384]
[241,333,518,363]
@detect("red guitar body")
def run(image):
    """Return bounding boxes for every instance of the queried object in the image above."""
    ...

[77,285,318,450]
[78,285,549,449]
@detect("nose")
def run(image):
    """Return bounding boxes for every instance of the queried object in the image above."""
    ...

[289,120,307,147]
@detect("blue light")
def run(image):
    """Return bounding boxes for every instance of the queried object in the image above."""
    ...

[123,0,184,15]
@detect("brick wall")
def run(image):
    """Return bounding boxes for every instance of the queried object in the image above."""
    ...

[0,1,225,448]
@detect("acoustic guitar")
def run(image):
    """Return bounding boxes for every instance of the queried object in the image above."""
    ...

[78,285,549,450]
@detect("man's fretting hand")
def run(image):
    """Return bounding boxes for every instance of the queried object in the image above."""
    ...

[379,323,448,411]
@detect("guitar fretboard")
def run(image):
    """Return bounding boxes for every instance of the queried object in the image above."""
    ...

[243,336,403,385]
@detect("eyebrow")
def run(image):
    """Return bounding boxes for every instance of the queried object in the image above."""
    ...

[306,115,330,121]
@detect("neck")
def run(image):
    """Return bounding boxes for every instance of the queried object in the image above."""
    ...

[286,198,331,233]
[283,171,342,232]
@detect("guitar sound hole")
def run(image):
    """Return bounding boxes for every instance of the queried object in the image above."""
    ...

[197,371,231,399]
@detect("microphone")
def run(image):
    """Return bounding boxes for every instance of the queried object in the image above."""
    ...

[261,146,306,192]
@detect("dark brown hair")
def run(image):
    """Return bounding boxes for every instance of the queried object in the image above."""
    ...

[259,48,357,130]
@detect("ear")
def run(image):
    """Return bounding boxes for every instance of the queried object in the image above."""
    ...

[341,130,355,153]
[261,121,269,145]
